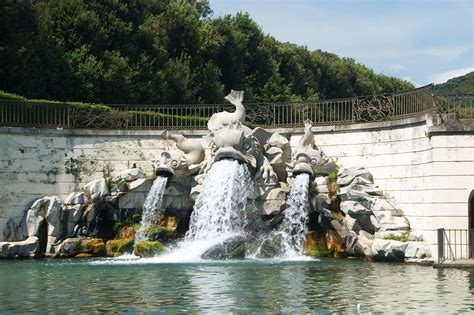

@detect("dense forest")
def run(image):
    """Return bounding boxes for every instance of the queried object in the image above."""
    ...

[0,0,413,105]
[434,72,474,95]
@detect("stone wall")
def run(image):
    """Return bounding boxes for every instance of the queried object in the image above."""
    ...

[1,115,472,258]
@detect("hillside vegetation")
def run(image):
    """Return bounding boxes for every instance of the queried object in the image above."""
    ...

[0,0,413,105]
[434,72,474,95]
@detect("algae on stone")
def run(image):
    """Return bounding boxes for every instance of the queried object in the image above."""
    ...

[134,241,165,257]
[77,238,106,257]
[105,238,134,257]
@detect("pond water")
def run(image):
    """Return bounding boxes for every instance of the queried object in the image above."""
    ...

[1,257,473,313]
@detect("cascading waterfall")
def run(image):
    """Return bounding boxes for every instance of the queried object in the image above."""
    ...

[147,159,253,262]
[186,159,252,241]
[278,173,310,257]
[135,176,168,243]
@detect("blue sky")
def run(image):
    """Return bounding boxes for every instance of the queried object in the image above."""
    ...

[209,0,473,86]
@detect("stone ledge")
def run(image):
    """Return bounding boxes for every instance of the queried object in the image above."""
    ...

[427,123,474,136]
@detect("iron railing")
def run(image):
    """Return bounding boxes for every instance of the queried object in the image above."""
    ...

[0,84,461,130]
[438,228,474,263]
[434,94,474,124]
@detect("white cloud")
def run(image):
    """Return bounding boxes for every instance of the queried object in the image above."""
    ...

[428,67,474,84]
[390,64,407,71]
[353,46,472,60]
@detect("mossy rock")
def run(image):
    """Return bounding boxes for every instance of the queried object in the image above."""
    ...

[117,225,139,239]
[134,241,165,257]
[77,238,106,257]
[201,236,246,260]
[256,234,282,258]
[105,238,134,257]
[146,225,176,242]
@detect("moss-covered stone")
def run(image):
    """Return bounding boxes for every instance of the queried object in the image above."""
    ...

[77,238,106,257]
[117,225,139,239]
[105,238,134,257]
[256,234,282,258]
[201,236,245,260]
[146,225,175,242]
[134,241,165,257]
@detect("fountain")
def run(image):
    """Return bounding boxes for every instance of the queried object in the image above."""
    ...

[278,173,310,257]
[0,90,432,262]
[186,160,252,241]
[134,176,168,244]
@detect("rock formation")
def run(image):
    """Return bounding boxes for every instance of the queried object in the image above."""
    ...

[0,90,431,263]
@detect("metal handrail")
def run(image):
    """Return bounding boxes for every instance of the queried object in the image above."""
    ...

[438,228,474,263]
[2,84,466,130]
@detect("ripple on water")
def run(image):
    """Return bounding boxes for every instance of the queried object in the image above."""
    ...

[1,258,474,313]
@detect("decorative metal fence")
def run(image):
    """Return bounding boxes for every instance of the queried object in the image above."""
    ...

[0,83,468,130]
[433,94,474,124]
[437,228,474,263]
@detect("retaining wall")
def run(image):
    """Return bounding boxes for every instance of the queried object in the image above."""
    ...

[1,115,472,258]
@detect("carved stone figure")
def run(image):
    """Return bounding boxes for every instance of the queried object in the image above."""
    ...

[0,89,431,262]
[287,120,324,178]
[208,90,246,132]
[153,131,204,183]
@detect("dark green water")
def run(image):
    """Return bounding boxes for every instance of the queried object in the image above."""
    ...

[1,258,473,313]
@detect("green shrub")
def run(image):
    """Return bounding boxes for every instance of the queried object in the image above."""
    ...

[0,90,26,100]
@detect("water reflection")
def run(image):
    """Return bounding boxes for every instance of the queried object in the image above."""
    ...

[1,259,474,313]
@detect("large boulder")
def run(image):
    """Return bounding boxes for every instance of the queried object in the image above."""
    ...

[113,168,146,191]
[371,198,410,231]
[255,234,283,258]
[0,236,40,258]
[337,186,372,208]
[372,239,408,261]
[25,196,64,255]
[83,178,109,201]
[404,242,432,259]
[54,237,85,257]
[201,236,246,260]
[134,240,165,258]
[117,179,152,209]
[340,201,372,217]
[105,238,134,257]
[257,187,288,216]
[64,192,87,205]
[2,218,25,241]
[76,238,106,257]
[62,204,85,236]
[337,166,373,186]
